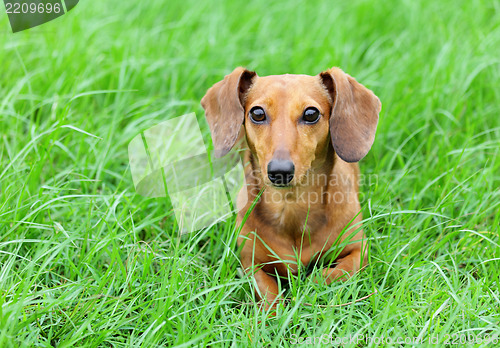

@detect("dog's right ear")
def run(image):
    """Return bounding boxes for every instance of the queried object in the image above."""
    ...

[201,67,257,158]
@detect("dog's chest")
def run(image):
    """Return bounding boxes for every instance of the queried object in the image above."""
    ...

[259,204,326,263]
[264,198,327,234]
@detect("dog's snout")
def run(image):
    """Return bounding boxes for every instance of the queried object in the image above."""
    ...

[267,160,295,186]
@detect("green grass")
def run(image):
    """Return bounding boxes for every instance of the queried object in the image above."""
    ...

[1,0,499,346]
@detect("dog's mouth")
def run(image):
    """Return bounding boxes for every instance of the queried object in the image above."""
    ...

[269,182,294,189]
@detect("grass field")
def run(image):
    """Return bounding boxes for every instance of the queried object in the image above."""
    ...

[1,0,499,346]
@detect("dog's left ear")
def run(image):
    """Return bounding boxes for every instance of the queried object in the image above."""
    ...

[201,67,257,158]
[319,67,381,163]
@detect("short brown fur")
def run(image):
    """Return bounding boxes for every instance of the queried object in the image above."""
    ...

[201,67,381,311]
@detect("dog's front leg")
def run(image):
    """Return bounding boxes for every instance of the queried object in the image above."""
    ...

[251,268,281,311]
[239,225,282,312]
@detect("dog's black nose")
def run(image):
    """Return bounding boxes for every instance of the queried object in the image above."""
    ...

[267,160,295,186]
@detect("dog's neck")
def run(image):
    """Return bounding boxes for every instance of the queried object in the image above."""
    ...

[243,143,338,235]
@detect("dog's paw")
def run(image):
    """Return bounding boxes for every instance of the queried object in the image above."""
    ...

[310,267,350,285]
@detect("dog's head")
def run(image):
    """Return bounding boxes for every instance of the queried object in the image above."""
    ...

[201,67,381,188]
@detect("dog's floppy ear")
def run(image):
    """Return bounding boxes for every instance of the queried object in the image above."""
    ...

[319,67,381,163]
[201,67,257,158]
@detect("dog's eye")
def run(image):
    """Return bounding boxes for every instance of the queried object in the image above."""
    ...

[249,107,266,124]
[302,107,321,124]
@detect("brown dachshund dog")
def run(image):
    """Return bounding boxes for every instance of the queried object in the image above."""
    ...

[201,67,381,311]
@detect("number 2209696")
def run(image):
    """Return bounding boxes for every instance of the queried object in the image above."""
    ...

[5,2,62,14]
